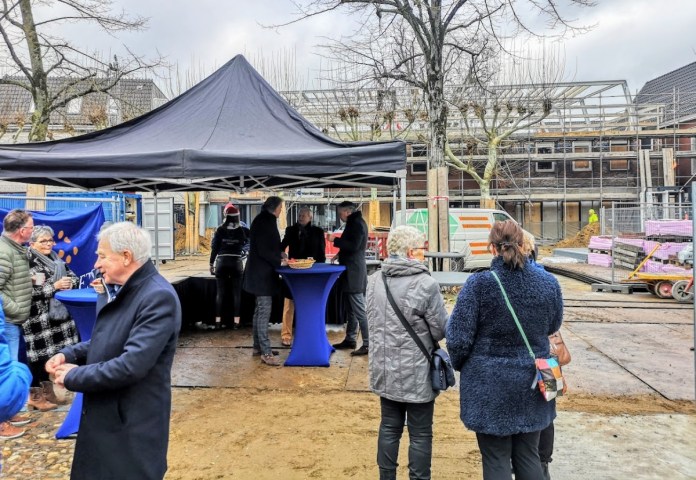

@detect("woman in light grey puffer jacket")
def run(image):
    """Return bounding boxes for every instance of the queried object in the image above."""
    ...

[367,226,449,480]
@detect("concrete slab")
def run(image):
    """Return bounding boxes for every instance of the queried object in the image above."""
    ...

[553,247,589,262]
[560,326,655,396]
[567,323,695,400]
[552,412,696,479]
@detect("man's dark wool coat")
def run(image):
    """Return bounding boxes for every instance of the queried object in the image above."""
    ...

[61,261,181,480]
[333,210,368,294]
[281,222,326,263]
[242,209,283,297]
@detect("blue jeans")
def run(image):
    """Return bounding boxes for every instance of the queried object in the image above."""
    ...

[344,292,369,347]
[252,296,273,355]
[378,397,434,480]
[4,323,27,413]
[4,323,21,362]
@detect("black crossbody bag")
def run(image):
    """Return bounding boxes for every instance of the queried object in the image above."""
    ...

[381,273,456,391]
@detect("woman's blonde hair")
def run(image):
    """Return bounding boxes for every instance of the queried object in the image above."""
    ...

[387,226,425,257]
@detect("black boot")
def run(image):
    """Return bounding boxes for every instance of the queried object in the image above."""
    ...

[332,339,357,350]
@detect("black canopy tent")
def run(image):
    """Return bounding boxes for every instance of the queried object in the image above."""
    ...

[0,55,406,193]
[0,56,407,326]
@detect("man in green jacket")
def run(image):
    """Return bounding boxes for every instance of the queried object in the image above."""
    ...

[0,208,34,438]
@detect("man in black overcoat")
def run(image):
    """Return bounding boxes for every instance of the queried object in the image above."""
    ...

[47,222,181,480]
[242,196,287,366]
[329,201,369,356]
[279,207,326,346]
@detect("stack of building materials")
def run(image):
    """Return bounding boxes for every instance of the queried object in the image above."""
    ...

[587,219,693,275]
[612,240,645,270]
[588,236,613,267]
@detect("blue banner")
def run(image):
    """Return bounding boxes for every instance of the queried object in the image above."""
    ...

[0,205,105,278]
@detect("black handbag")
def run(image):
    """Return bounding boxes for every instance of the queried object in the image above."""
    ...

[381,273,456,392]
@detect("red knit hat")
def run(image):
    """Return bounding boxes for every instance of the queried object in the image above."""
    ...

[223,203,239,216]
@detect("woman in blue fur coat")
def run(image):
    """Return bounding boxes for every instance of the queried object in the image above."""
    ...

[446,221,563,480]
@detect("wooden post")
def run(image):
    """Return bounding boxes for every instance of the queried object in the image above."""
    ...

[436,166,450,271]
[25,184,46,211]
[427,168,438,253]
[184,192,200,254]
[278,197,287,231]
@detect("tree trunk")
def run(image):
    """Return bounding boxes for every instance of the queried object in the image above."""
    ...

[425,72,450,253]
[479,181,496,208]
[479,143,498,208]
[20,0,49,142]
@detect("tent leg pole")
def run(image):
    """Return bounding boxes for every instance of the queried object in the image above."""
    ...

[400,176,407,225]
[153,190,160,270]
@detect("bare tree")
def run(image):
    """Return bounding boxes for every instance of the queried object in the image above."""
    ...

[287,0,593,252]
[447,44,563,205]
[0,0,161,142]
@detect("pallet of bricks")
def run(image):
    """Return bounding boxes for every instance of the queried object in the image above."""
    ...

[642,219,693,275]
[587,219,693,274]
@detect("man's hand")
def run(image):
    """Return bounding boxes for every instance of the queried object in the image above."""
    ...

[45,353,66,375]
[210,265,215,275]
[54,364,78,388]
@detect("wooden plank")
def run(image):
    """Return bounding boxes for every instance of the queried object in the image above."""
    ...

[663,148,676,186]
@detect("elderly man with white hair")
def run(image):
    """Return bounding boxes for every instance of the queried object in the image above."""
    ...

[47,222,182,480]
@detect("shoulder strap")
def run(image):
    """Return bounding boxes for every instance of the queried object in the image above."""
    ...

[381,272,433,367]
[490,271,535,361]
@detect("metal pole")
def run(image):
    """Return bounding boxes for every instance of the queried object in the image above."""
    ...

[153,190,160,270]
[691,182,696,399]
[611,201,616,284]
[400,176,407,225]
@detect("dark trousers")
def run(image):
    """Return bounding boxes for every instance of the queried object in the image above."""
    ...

[538,422,554,464]
[475,431,543,480]
[377,397,434,480]
[215,259,244,321]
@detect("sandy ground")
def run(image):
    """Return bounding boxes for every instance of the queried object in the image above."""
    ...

[161,258,695,480]
[165,386,695,480]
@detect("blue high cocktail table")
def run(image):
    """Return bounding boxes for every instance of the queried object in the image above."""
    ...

[53,287,98,439]
[277,264,345,367]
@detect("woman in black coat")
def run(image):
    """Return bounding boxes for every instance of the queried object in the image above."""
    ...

[242,196,286,366]
[207,203,249,330]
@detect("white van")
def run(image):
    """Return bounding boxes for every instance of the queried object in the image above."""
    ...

[392,208,534,270]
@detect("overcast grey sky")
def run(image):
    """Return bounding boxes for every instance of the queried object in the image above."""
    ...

[46,0,696,94]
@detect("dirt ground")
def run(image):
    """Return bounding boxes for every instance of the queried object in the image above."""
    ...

[164,385,694,480]
[162,313,695,480]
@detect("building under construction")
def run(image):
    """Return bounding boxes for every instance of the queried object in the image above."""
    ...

[280,62,696,241]
[2,62,695,241]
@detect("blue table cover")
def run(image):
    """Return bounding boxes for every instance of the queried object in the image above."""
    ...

[53,288,98,439]
[277,264,345,367]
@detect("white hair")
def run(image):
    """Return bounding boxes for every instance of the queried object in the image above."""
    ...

[98,222,152,264]
[387,226,425,257]
[298,207,312,217]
